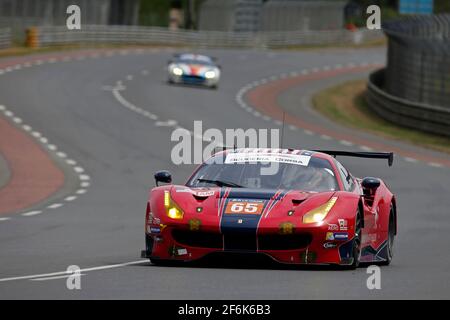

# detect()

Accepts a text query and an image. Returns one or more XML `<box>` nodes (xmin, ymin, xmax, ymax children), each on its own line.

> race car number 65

<box><xmin>231</xmin><ymin>202</ymin><xmax>258</xmax><ymax>213</ymax></box>
<box><xmin>225</xmin><ymin>201</ymin><xmax>264</xmax><ymax>214</ymax></box>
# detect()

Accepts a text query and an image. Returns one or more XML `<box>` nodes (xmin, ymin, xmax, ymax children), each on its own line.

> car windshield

<box><xmin>176</xmin><ymin>59</ymin><xmax>215</xmax><ymax>66</ymax></box>
<box><xmin>187</xmin><ymin>153</ymin><xmax>338</xmax><ymax>192</ymax></box>
<box><xmin>177</xmin><ymin>54</ymin><xmax>214</xmax><ymax>66</ymax></box>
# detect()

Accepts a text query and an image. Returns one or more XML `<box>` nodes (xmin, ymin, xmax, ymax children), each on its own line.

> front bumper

<box><xmin>168</xmin><ymin>73</ymin><xmax>219</xmax><ymax>87</ymax></box>
<box><xmin>142</xmin><ymin>222</ymin><xmax>355</xmax><ymax>265</ymax></box>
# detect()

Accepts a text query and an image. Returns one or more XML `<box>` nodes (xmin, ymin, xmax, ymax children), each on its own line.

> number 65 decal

<box><xmin>225</xmin><ymin>201</ymin><xmax>264</xmax><ymax>215</ymax></box>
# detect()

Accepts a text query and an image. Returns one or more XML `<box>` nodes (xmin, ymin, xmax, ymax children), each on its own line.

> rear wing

<box><xmin>314</xmin><ymin>150</ymin><xmax>394</xmax><ymax>167</ymax></box>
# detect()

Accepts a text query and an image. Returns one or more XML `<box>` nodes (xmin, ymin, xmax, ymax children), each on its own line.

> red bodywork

<box><xmin>142</xmin><ymin>150</ymin><xmax>396</xmax><ymax>266</ymax></box>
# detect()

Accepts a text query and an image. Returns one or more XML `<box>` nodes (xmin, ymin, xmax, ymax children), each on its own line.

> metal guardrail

<box><xmin>0</xmin><ymin>27</ymin><xmax>11</xmax><ymax>49</ymax></box>
<box><xmin>33</xmin><ymin>25</ymin><xmax>383</xmax><ymax>49</ymax></box>
<box><xmin>367</xmin><ymin>69</ymin><xmax>450</xmax><ymax>137</ymax></box>
<box><xmin>383</xmin><ymin>14</ymin><xmax>450</xmax><ymax>109</ymax></box>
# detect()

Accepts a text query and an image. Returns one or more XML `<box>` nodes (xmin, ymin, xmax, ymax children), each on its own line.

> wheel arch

<box><xmin>391</xmin><ymin>196</ymin><xmax>397</xmax><ymax>235</ymax></box>
<box><xmin>358</xmin><ymin>198</ymin><xmax>365</xmax><ymax>229</ymax></box>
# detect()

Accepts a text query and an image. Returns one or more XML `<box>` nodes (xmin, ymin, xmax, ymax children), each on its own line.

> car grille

<box><xmin>181</xmin><ymin>75</ymin><xmax>205</xmax><ymax>84</ymax></box>
<box><xmin>172</xmin><ymin>229</ymin><xmax>312</xmax><ymax>251</ymax></box>
<box><xmin>172</xmin><ymin>230</ymin><xmax>223</xmax><ymax>249</ymax></box>
<box><xmin>223</xmin><ymin>232</ymin><xmax>257</xmax><ymax>251</ymax></box>
<box><xmin>258</xmin><ymin>233</ymin><xmax>312</xmax><ymax>250</ymax></box>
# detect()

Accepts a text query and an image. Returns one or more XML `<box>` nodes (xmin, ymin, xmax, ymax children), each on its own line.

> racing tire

<box><xmin>380</xmin><ymin>206</ymin><xmax>395</xmax><ymax>265</ymax></box>
<box><xmin>344</xmin><ymin>208</ymin><xmax>362</xmax><ymax>270</ymax></box>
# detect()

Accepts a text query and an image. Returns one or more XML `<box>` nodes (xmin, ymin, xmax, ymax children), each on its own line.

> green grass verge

<box><xmin>312</xmin><ymin>79</ymin><xmax>450</xmax><ymax>155</ymax></box>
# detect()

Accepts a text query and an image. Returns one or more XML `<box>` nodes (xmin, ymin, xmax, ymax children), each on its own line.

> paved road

<box><xmin>0</xmin><ymin>47</ymin><xmax>449</xmax><ymax>299</ymax></box>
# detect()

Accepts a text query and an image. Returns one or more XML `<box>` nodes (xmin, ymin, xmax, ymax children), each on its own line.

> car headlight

<box><xmin>172</xmin><ymin>67</ymin><xmax>183</xmax><ymax>76</ymax></box>
<box><xmin>302</xmin><ymin>196</ymin><xmax>338</xmax><ymax>224</ymax></box>
<box><xmin>204</xmin><ymin>70</ymin><xmax>216</xmax><ymax>79</ymax></box>
<box><xmin>164</xmin><ymin>190</ymin><xmax>184</xmax><ymax>220</ymax></box>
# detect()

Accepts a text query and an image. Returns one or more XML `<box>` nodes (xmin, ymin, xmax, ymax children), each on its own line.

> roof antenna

<box><xmin>280</xmin><ymin>111</ymin><xmax>286</xmax><ymax>149</ymax></box>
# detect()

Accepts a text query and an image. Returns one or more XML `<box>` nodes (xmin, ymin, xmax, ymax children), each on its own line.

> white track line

<box><xmin>0</xmin><ymin>260</ymin><xmax>147</xmax><ymax>282</ymax></box>
<box><xmin>234</xmin><ymin>64</ymin><xmax>448</xmax><ymax>170</ymax></box>
<box><xmin>31</xmin><ymin>274</ymin><xmax>86</xmax><ymax>281</ymax></box>
<box><xmin>0</xmin><ymin>84</ymin><xmax>91</xmax><ymax>220</ymax></box>
<box><xmin>21</xmin><ymin>211</ymin><xmax>42</xmax><ymax>217</ymax></box>
<box><xmin>47</xmin><ymin>203</ymin><xmax>63</xmax><ymax>209</ymax></box>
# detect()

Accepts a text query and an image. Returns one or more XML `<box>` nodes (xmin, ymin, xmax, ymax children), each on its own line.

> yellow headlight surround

<box><xmin>164</xmin><ymin>190</ymin><xmax>184</xmax><ymax>220</ymax></box>
<box><xmin>302</xmin><ymin>196</ymin><xmax>338</xmax><ymax>224</ymax></box>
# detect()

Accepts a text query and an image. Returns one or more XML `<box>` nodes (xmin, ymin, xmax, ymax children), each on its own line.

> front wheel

<box><xmin>350</xmin><ymin>209</ymin><xmax>363</xmax><ymax>269</ymax></box>
<box><xmin>380</xmin><ymin>206</ymin><xmax>395</xmax><ymax>265</ymax></box>
<box><xmin>341</xmin><ymin>208</ymin><xmax>362</xmax><ymax>270</ymax></box>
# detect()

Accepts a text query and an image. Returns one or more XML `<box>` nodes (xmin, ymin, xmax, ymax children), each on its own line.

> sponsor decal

<box><xmin>153</xmin><ymin>217</ymin><xmax>161</xmax><ymax>225</ymax></box>
<box><xmin>325</xmin><ymin>232</ymin><xmax>348</xmax><ymax>241</ymax></box>
<box><xmin>225</xmin><ymin>199</ymin><xmax>265</xmax><ymax>215</ymax></box>
<box><xmin>237</xmin><ymin>219</ymin><xmax>243</xmax><ymax>224</ymax></box>
<box><xmin>169</xmin><ymin>245</ymin><xmax>187</xmax><ymax>257</ymax></box>
<box><xmin>323</xmin><ymin>242</ymin><xmax>338</xmax><ymax>249</ymax></box>
<box><xmin>333</xmin><ymin>232</ymin><xmax>349</xmax><ymax>241</ymax></box>
<box><xmin>194</xmin><ymin>190</ymin><xmax>215</xmax><ymax>197</ymax></box>
<box><xmin>150</xmin><ymin>227</ymin><xmax>161</xmax><ymax>234</ymax></box>
<box><xmin>189</xmin><ymin>219</ymin><xmax>201</xmax><ymax>231</ymax></box>
<box><xmin>225</xmin><ymin>152</ymin><xmax>311</xmax><ymax>166</ymax></box>
<box><xmin>175</xmin><ymin>188</ymin><xmax>215</xmax><ymax>197</ymax></box>
<box><xmin>328</xmin><ymin>223</ymin><xmax>339</xmax><ymax>231</ymax></box>
<box><xmin>325</xmin><ymin>232</ymin><xmax>335</xmax><ymax>241</ymax></box>
<box><xmin>338</xmin><ymin>219</ymin><xmax>348</xmax><ymax>231</ymax></box>
<box><xmin>279</xmin><ymin>222</ymin><xmax>295</xmax><ymax>235</ymax></box>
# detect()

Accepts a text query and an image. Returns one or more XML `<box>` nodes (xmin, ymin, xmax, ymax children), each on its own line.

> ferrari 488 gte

<box><xmin>141</xmin><ymin>148</ymin><xmax>397</xmax><ymax>269</ymax></box>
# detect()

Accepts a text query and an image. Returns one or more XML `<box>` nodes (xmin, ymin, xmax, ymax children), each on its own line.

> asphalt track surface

<box><xmin>0</xmin><ymin>47</ymin><xmax>449</xmax><ymax>299</ymax></box>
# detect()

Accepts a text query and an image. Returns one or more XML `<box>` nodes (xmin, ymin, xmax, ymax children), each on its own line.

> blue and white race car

<box><xmin>167</xmin><ymin>53</ymin><xmax>221</xmax><ymax>89</ymax></box>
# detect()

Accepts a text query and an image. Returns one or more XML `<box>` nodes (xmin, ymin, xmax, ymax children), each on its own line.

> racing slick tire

<box><xmin>380</xmin><ymin>205</ymin><xmax>395</xmax><ymax>266</ymax></box>
<box><xmin>342</xmin><ymin>208</ymin><xmax>363</xmax><ymax>270</ymax></box>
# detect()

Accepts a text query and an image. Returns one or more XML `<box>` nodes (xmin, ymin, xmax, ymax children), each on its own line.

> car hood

<box><xmin>169</xmin><ymin>186</ymin><xmax>335</xmax><ymax>218</ymax></box>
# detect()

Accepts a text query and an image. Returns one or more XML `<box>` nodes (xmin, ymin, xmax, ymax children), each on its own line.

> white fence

<box><xmin>0</xmin><ymin>28</ymin><xmax>11</xmax><ymax>49</ymax></box>
<box><xmin>36</xmin><ymin>25</ymin><xmax>384</xmax><ymax>48</ymax></box>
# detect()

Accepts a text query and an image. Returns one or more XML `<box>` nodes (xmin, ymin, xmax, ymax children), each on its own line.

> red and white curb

<box><xmin>0</xmin><ymin>104</ymin><xmax>91</xmax><ymax>220</ymax></box>
<box><xmin>0</xmin><ymin>48</ymin><xmax>180</xmax><ymax>222</ymax></box>
<box><xmin>235</xmin><ymin>62</ymin><xmax>446</xmax><ymax>169</ymax></box>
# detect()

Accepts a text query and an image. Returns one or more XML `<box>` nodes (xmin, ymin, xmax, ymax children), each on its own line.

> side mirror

<box><xmin>362</xmin><ymin>177</ymin><xmax>380</xmax><ymax>196</ymax></box>
<box><xmin>154</xmin><ymin>170</ymin><xmax>172</xmax><ymax>186</ymax></box>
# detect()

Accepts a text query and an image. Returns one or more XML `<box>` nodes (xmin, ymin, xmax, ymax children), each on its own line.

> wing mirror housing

<box><xmin>362</xmin><ymin>177</ymin><xmax>380</xmax><ymax>196</ymax></box>
<box><xmin>154</xmin><ymin>170</ymin><xmax>172</xmax><ymax>186</ymax></box>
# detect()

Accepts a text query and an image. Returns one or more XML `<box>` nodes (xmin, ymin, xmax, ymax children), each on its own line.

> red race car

<box><xmin>141</xmin><ymin>148</ymin><xmax>397</xmax><ymax>269</ymax></box>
